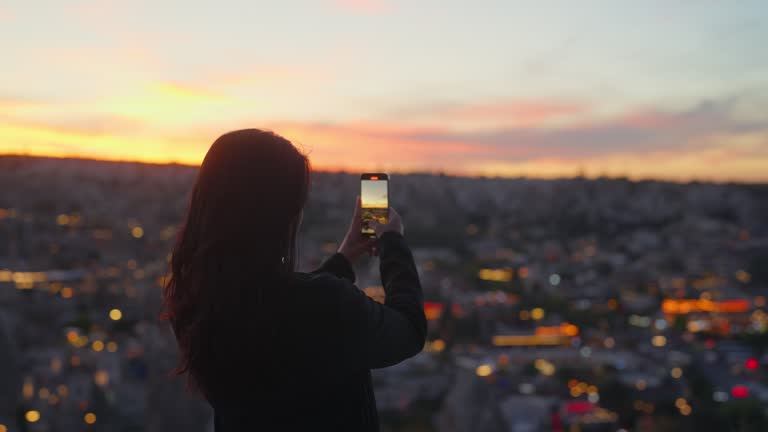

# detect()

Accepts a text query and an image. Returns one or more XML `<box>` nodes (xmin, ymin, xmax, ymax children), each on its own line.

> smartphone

<box><xmin>361</xmin><ymin>173</ymin><xmax>389</xmax><ymax>238</ymax></box>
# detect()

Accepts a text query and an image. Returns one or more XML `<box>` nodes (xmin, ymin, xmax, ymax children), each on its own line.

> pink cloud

<box><xmin>262</xmin><ymin>95</ymin><xmax>768</xmax><ymax>179</ymax></box>
<box><xmin>411</xmin><ymin>100</ymin><xmax>587</xmax><ymax>127</ymax></box>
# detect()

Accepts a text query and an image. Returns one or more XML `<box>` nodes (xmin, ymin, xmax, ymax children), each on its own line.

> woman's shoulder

<box><xmin>294</xmin><ymin>270</ymin><xmax>350</xmax><ymax>288</ymax></box>
<box><xmin>291</xmin><ymin>271</ymin><xmax>364</xmax><ymax>303</ymax></box>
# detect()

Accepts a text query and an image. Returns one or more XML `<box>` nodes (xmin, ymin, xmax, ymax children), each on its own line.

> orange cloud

<box><xmin>0</xmin><ymin>97</ymin><xmax>37</xmax><ymax>113</ymax></box>
<box><xmin>1</xmin><ymin>115</ymin><xmax>145</xmax><ymax>137</ymax></box>
<box><xmin>270</xmin><ymin>121</ymin><xmax>490</xmax><ymax>170</ymax></box>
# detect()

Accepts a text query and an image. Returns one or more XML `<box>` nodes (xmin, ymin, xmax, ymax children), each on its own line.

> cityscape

<box><xmin>1</xmin><ymin>155</ymin><xmax>767</xmax><ymax>432</ymax></box>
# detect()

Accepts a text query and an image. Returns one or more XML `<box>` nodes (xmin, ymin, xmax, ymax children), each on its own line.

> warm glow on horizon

<box><xmin>3</xmin><ymin>138</ymin><xmax>767</xmax><ymax>183</ymax></box>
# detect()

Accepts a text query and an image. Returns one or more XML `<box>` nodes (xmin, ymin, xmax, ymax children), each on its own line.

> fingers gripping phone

<box><xmin>361</xmin><ymin>173</ymin><xmax>389</xmax><ymax>238</ymax></box>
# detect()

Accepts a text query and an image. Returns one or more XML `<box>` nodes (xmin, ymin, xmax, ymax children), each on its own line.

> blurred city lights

<box><xmin>66</xmin><ymin>330</ymin><xmax>79</xmax><ymax>343</ymax></box>
<box><xmin>94</xmin><ymin>370</ymin><xmax>110</xmax><ymax>387</ymax></box>
<box><xmin>423</xmin><ymin>302</ymin><xmax>443</xmax><ymax>320</ymax></box>
<box><xmin>745</xmin><ymin>358</ymin><xmax>759</xmax><ymax>370</ymax></box>
<box><xmin>131</xmin><ymin>226</ymin><xmax>144</xmax><ymax>238</ymax></box>
<box><xmin>84</xmin><ymin>412</ymin><xmax>97</xmax><ymax>424</ymax></box>
<box><xmin>22</xmin><ymin>379</ymin><xmax>34</xmax><ymax>400</ymax></box>
<box><xmin>534</xmin><ymin>359</ymin><xmax>556</xmax><ymax>376</ymax></box>
<box><xmin>662</xmin><ymin>299</ymin><xmax>750</xmax><ymax>314</ymax></box>
<box><xmin>3</xmin><ymin>149</ymin><xmax>768</xmax><ymax>430</ymax></box>
<box><xmin>25</xmin><ymin>411</ymin><xmax>41</xmax><ymax>423</ymax></box>
<box><xmin>477</xmin><ymin>268</ymin><xmax>513</xmax><ymax>282</ymax></box>
<box><xmin>72</xmin><ymin>335</ymin><xmax>89</xmax><ymax>348</ymax></box>
<box><xmin>51</xmin><ymin>356</ymin><xmax>63</xmax><ymax>374</ymax></box>
<box><xmin>629</xmin><ymin>315</ymin><xmax>651</xmax><ymax>327</ymax></box>
<box><xmin>734</xmin><ymin>270</ymin><xmax>751</xmax><ymax>284</ymax></box>
<box><xmin>492</xmin><ymin>335</ymin><xmax>568</xmax><ymax>347</ymax></box>
<box><xmin>651</xmin><ymin>335</ymin><xmax>667</xmax><ymax>347</ymax></box>
<box><xmin>518</xmin><ymin>383</ymin><xmax>535</xmax><ymax>395</ymax></box>
<box><xmin>496</xmin><ymin>354</ymin><xmax>510</xmax><ymax>368</ymax></box>
<box><xmin>603</xmin><ymin>337</ymin><xmax>615</xmax><ymax>348</ymax></box>
<box><xmin>476</xmin><ymin>364</ymin><xmax>493</xmax><ymax>377</ymax></box>
<box><xmin>731</xmin><ymin>385</ymin><xmax>749</xmax><ymax>398</ymax></box>
<box><xmin>517</xmin><ymin>267</ymin><xmax>530</xmax><ymax>279</ymax></box>
<box><xmin>109</xmin><ymin>308</ymin><xmax>123</xmax><ymax>321</ymax></box>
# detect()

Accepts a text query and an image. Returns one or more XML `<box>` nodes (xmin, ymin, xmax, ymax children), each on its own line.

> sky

<box><xmin>1</xmin><ymin>0</ymin><xmax>767</xmax><ymax>181</ymax></box>
<box><xmin>362</xmin><ymin>179</ymin><xmax>388</xmax><ymax>208</ymax></box>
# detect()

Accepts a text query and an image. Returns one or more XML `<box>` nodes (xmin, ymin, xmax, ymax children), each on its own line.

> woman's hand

<box><xmin>368</xmin><ymin>207</ymin><xmax>403</xmax><ymax>256</ymax></box>
<box><xmin>372</xmin><ymin>207</ymin><xmax>404</xmax><ymax>237</ymax></box>
<box><xmin>338</xmin><ymin>197</ymin><xmax>376</xmax><ymax>264</ymax></box>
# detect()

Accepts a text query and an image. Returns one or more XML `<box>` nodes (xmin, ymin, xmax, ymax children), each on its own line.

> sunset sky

<box><xmin>362</xmin><ymin>179</ymin><xmax>388</xmax><ymax>208</ymax></box>
<box><xmin>1</xmin><ymin>0</ymin><xmax>767</xmax><ymax>181</ymax></box>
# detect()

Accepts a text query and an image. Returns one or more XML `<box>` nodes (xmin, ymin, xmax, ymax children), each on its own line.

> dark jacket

<box><xmin>210</xmin><ymin>231</ymin><xmax>426</xmax><ymax>431</ymax></box>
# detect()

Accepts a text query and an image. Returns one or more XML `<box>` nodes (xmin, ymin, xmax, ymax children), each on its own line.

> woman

<box><xmin>163</xmin><ymin>129</ymin><xmax>426</xmax><ymax>431</ymax></box>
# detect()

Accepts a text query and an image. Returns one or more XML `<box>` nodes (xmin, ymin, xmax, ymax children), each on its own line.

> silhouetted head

<box><xmin>163</xmin><ymin>129</ymin><xmax>310</xmax><ymax>397</ymax></box>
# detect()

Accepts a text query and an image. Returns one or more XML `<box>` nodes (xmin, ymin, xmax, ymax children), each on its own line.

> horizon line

<box><xmin>1</xmin><ymin>152</ymin><xmax>766</xmax><ymax>186</ymax></box>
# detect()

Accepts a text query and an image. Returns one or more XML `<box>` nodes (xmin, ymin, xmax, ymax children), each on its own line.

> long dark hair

<box><xmin>162</xmin><ymin>129</ymin><xmax>310</xmax><ymax>398</ymax></box>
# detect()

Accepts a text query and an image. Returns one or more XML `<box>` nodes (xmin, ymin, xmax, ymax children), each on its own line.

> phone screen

<box><xmin>361</xmin><ymin>173</ymin><xmax>389</xmax><ymax>237</ymax></box>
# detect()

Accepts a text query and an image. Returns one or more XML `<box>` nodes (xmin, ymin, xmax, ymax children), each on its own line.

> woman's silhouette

<box><xmin>163</xmin><ymin>129</ymin><xmax>426</xmax><ymax>431</ymax></box>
